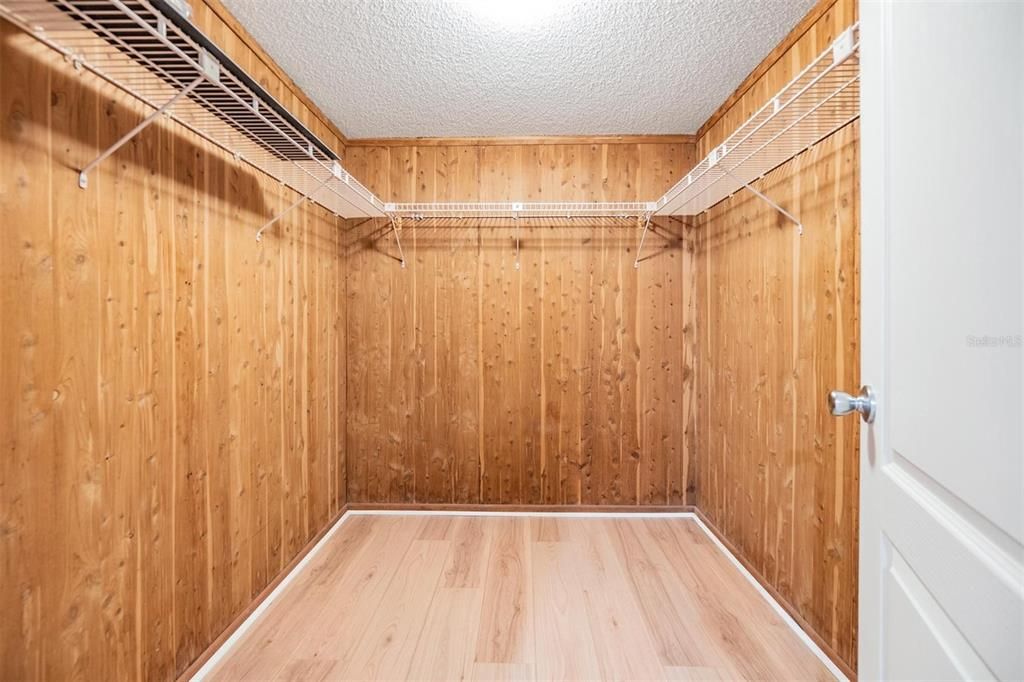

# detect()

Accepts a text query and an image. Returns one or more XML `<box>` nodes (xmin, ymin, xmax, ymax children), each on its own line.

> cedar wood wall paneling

<box><xmin>0</xmin><ymin>2</ymin><xmax>348</xmax><ymax>678</ymax></box>
<box><xmin>343</xmin><ymin>142</ymin><xmax>697</xmax><ymax>506</ymax></box>
<box><xmin>1</xmin><ymin>0</ymin><xmax>861</xmax><ymax>676</ymax></box>
<box><xmin>693</xmin><ymin>0</ymin><xmax>860</xmax><ymax>672</ymax></box>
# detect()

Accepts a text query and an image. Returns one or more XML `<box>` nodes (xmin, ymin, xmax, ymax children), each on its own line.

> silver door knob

<box><xmin>828</xmin><ymin>385</ymin><xmax>876</xmax><ymax>423</ymax></box>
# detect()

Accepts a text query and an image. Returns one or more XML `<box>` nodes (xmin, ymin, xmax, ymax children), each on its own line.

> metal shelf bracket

<box><xmin>389</xmin><ymin>215</ymin><xmax>406</xmax><ymax>268</ymax></box>
<box><xmin>716</xmin><ymin>166</ymin><xmax>802</xmax><ymax>233</ymax></box>
<box><xmin>256</xmin><ymin>161</ymin><xmax>342</xmax><ymax>242</ymax></box>
<box><xmin>78</xmin><ymin>74</ymin><xmax>204</xmax><ymax>189</ymax></box>
<box><xmin>633</xmin><ymin>212</ymin><xmax>654</xmax><ymax>268</ymax></box>
<box><xmin>512</xmin><ymin>202</ymin><xmax>522</xmax><ymax>271</ymax></box>
<box><xmin>723</xmin><ymin>168</ymin><xmax>803</xmax><ymax>235</ymax></box>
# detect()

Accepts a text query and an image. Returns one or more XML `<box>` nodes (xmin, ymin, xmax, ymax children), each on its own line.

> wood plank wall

<box><xmin>692</xmin><ymin>0</ymin><xmax>860</xmax><ymax>673</ymax></box>
<box><xmin>1</xmin><ymin>0</ymin><xmax>862</xmax><ymax>676</ymax></box>
<box><xmin>0</xmin><ymin>2</ymin><xmax>348</xmax><ymax>678</ymax></box>
<box><xmin>342</xmin><ymin>141</ymin><xmax>697</xmax><ymax>506</ymax></box>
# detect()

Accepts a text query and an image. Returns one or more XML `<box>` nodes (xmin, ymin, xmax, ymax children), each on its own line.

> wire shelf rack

<box><xmin>0</xmin><ymin>0</ymin><xmax>859</xmax><ymax>257</ymax></box>
<box><xmin>385</xmin><ymin>202</ymin><xmax>656</xmax><ymax>220</ymax></box>
<box><xmin>0</xmin><ymin>0</ymin><xmax>386</xmax><ymax>220</ymax></box>
<box><xmin>655</xmin><ymin>23</ymin><xmax>860</xmax><ymax>217</ymax></box>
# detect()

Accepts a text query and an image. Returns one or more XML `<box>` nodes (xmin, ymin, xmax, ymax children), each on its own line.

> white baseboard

<box><xmin>189</xmin><ymin>510</ymin><xmax>355</xmax><ymax>681</ymax></box>
<box><xmin>689</xmin><ymin>515</ymin><xmax>848</xmax><ymax>681</ymax></box>
<box><xmin>347</xmin><ymin>509</ymin><xmax>697</xmax><ymax>518</ymax></box>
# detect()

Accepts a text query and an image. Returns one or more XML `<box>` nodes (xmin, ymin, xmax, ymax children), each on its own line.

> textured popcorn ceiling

<box><xmin>220</xmin><ymin>0</ymin><xmax>817</xmax><ymax>139</ymax></box>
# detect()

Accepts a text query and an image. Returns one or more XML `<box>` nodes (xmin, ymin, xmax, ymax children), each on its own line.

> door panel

<box><xmin>887</xmin><ymin>0</ymin><xmax>1023</xmax><ymax>541</ymax></box>
<box><xmin>883</xmin><ymin>548</ymin><xmax>991</xmax><ymax>681</ymax></box>
<box><xmin>859</xmin><ymin>1</ymin><xmax>1023</xmax><ymax>679</ymax></box>
<box><xmin>883</xmin><ymin>459</ymin><xmax>1020</xmax><ymax>680</ymax></box>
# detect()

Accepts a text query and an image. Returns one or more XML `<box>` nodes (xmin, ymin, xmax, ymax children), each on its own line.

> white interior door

<box><xmin>857</xmin><ymin>1</ymin><xmax>1023</xmax><ymax>680</ymax></box>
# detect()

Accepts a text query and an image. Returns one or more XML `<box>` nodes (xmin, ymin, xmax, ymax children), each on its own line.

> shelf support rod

<box><xmin>78</xmin><ymin>74</ymin><xmax>204</xmax><ymax>189</ymax></box>
<box><xmin>723</xmin><ymin>169</ymin><xmax>803</xmax><ymax>235</ymax></box>
<box><xmin>389</xmin><ymin>215</ymin><xmax>407</xmax><ymax>268</ymax></box>
<box><xmin>634</xmin><ymin>212</ymin><xmax>653</xmax><ymax>269</ymax></box>
<box><xmin>513</xmin><ymin>209</ymin><xmax>521</xmax><ymax>271</ymax></box>
<box><xmin>256</xmin><ymin>171</ymin><xmax>334</xmax><ymax>242</ymax></box>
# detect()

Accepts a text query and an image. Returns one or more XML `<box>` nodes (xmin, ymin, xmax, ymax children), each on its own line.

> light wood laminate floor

<box><xmin>208</xmin><ymin>514</ymin><xmax>834</xmax><ymax>681</ymax></box>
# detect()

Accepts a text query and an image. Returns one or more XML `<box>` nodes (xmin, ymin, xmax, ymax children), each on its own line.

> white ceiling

<box><xmin>220</xmin><ymin>0</ymin><xmax>817</xmax><ymax>139</ymax></box>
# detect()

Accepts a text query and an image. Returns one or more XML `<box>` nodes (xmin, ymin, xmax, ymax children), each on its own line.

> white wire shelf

<box><xmin>655</xmin><ymin>23</ymin><xmax>860</xmax><ymax>217</ymax></box>
<box><xmin>384</xmin><ymin>202</ymin><xmax>656</xmax><ymax>220</ymax></box>
<box><xmin>0</xmin><ymin>0</ymin><xmax>386</xmax><ymax>220</ymax></box>
<box><xmin>0</xmin><ymin>0</ymin><xmax>860</xmax><ymax>257</ymax></box>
